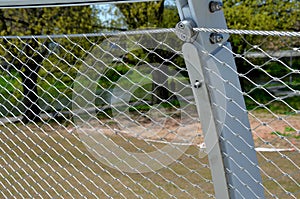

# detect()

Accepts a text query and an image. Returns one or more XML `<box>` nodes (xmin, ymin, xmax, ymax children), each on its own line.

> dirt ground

<box><xmin>248</xmin><ymin>112</ymin><xmax>300</xmax><ymax>149</ymax></box>
<box><xmin>1</xmin><ymin>111</ymin><xmax>298</xmax><ymax>198</ymax></box>
<box><xmin>74</xmin><ymin>111</ymin><xmax>300</xmax><ymax>150</ymax></box>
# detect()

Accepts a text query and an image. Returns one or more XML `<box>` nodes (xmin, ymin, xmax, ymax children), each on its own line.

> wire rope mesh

<box><xmin>0</xmin><ymin>27</ymin><xmax>299</xmax><ymax>198</ymax></box>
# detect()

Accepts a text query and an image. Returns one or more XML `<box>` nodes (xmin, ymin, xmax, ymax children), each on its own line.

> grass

<box><xmin>0</xmin><ymin>121</ymin><xmax>299</xmax><ymax>198</ymax></box>
<box><xmin>270</xmin><ymin>126</ymin><xmax>300</xmax><ymax>139</ymax></box>
<box><xmin>258</xmin><ymin>151</ymin><xmax>300</xmax><ymax>198</ymax></box>
<box><xmin>0</xmin><ymin>122</ymin><xmax>214</xmax><ymax>198</ymax></box>
<box><xmin>271</xmin><ymin>131</ymin><xmax>300</xmax><ymax>139</ymax></box>
<box><xmin>0</xmin><ymin>70</ymin><xmax>298</xmax><ymax>197</ymax></box>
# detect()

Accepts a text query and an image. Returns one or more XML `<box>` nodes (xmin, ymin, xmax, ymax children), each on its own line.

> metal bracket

<box><xmin>175</xmin><ymin>20</ymin><xmax>198</xmax><ymax>43</ymax></box>
<box><xmin>175</xmin><ymin>0</ymin><xmax>265</xmax><ymax>198</ymax></box>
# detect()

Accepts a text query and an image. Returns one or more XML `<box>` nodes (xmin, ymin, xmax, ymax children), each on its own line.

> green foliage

<box><xmin>0</xmin><ymin>1</ymin><xmax>298</xmax><ymax>117</ymax></box>
<box><xmin>221</xmin><ymin>1</ymin><xmax>300</xmax><ymax>113</ymax></box>
<box><xmin>0</xmin><ymin>6</ymin><xmax>101</xmax><ymax>117</ymax></box>
<box><xmin>0</xmin><ymin>71</ymin><xmax>23</xmax><ymax>116</ymax></box>
<box><xmin>224</xmin><ymin>0</ymin><xmax>300</xmax><ymax>31</ymax></box>
<box><xmin>98</xmin><ymin>64</ymin><xmax>131</xmax><ymax>89</ymax></box>
<box><xmin>0</xmin><ymin>7</ymin><xmax>101</xmax><ymax>74</ymax></box>
<box><xmin>116</xmin><ymin>1</ymin><xmax>179</xmax><ymax>29</ymax></box>
<box><xmin>223</xmin><ymin>0</ymin><xmax>300</xmax><ymax>53</ymax></box>
<box><xmin>285</xmin><ymin>126</ymin><xmax>296</xmax><ymax>133</ymax></box>
<box><xmin>0</xmin><ymin>7</ymin><xmax>99</xmax><ymax>36</ymax></box>
<box><xmin>271</xmin><ymin>131</ymin><xmax>300</xmax><ymax>139</ymax></box>
<box><xmin>160</xmin><ymin>5</ymin><xmax>180</xmax><ymax>28</ymax></box>
<box><xmin>116</xmin><ymin>1</ymin><xmax>165</xmax><ymax>29</ymax></box>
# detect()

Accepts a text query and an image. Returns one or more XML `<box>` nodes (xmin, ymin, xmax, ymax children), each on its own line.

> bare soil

<box><xmin>76</xmin><ymin>111</ymin><xmax>300</xmax><ymax>149</ymax></box>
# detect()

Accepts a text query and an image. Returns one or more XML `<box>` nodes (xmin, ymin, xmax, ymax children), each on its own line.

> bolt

<box><xmin>209</xmin><ymin>1</ymin><xmax>223</xmax><ymax>13</ymax></box>
<box><xmin>209</xmin><ymin>33</ymin><xmax>223</xmax><ymax>44</ymax></box>
<box><xmin>178</xmin><ymin>22</ymin><xmax>185</xmax><ymax>29</ymax></box>
<box><xmin>194</xmin><ymin>80</ymin><xmax>202</xmax><ymax>88</ymax></box>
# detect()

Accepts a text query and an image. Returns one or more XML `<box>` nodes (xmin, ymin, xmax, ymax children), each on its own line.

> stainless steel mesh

<box><xmin>0</xmin><ymin>29</ymin><xmax>299</xmax><ymax>198</ymax></box>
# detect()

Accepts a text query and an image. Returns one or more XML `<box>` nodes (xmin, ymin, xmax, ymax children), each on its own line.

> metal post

<box><xmin>175</xmin><ymin>0</ymin><xmax>265</xmax><ymax>198</ymax></box>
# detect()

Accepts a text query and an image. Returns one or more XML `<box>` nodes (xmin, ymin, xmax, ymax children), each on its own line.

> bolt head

<box><xmin>181</xmin><ymin>34</ymin><xmax>187</xmax><ymax>40</ymax></box>
<box><xmin>178</xmin><ymin>22</ymin><xmax>185</xmax><ymax>29</ymax></box>
<box><xmin>209</xmin><ymin>1</ymin><xmax>223</xmax><ymax>13</ymax></box>
<box><xmin>194</xmin><ymin>80</ymin><xmax>202</xmax><ymax>88</ymax></box>
<box><xmin>209</xmin><ymin>33</ymin><xmax>224</xmax><ymax>44</ymax></box>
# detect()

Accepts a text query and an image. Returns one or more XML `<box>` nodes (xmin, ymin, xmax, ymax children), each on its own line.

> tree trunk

<box><xmin>152</xmin><ymin>65</ymin><xmax>169</xmax><ymax>104</ymax></box>
<box><xmin>21</xmin><ymin>63</ymin><xmax>41</xmax><ymax>123</ymax></box>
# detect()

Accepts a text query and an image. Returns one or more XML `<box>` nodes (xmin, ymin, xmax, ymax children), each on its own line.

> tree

<box><xmin>115</xmin><ymin>1</ymin><xmax>185</xmax><ymax>104</ymax></box>
<box><xmin>223</xmin><ymin>0</ymin><xmax>300</xmax><ymax>52</ymax></box>
<box><xmin>0</xmin><ymin>6</ymin><xmax>100</xmax><ymax>123</ymax></box>
<box><xmin>116</xmin><ymin>0</ymin><xmax>165</xmax><ymax>29</ymax></box>
<box><xmin>223</xmin><ymin>0</ymin><xmax>300</xmax><ymax>91</ymax></box>
<box><xmin>105</xmin><ymin>0</ymin><xmax>300</xmax><ymax>104</ymax></box>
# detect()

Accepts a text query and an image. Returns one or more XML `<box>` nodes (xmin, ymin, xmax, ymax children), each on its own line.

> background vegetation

<box><xmin>0</xmin><ymin>0</ymin><xmax>299</xmax><ymax>120</ymax></box>
<box><xmin>0</xmin><ymin>2</ymin><xmax>298</xmax><ymax>198</ymax></box>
